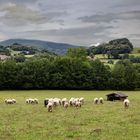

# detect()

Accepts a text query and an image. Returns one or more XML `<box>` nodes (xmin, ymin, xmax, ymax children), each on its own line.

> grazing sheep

<box><xmin>28</xmin><ymin>98</ymin><xmax>34</xmax><ymax>104</ymax></box>
<box><xmin>34</xmin><ymin>98</ymin><xmax>39</xmax><ymax>104</ymax></box>
<box><xmin>99</xmin><ymin>97</ymin><xmax>104</xmax><ymax>104</ymax></box>
<box><xmin>64</xmin><ymin>102</ymin><xmax>69</xmax><ymax>108</ymax></box>
<box><xmin>58</xmin><ymin>98</ymin><xmax>62</xmax><ymax>105</ymax></box>
<box><xmin>123</xmin><ymin>99</ymin><xmax>130</xmax><ymax>109</ymax></box>
<box><xmin>94</xmin><ymin>98</ymin><xmax>99</xmax><ymax>104</ymax></box>
<box><xmin>12</xmin><ymin>99</ymin><xmax>16</xmax><ymax>103</ymax></box>
<box><xmin>44</xmin><ymin>98</ymin><xmax>49</xmax><ymax>107</ymax></box>
<box><xmin>47</xmin><ymin>102</ymin><xmax>53</xmax><ymax>112</ymax></box>
<box><xmin>5</xmin><ymin>99</ymin><xmax>15</xmax><ymax>104</ymax></box>
<box><xmin>53</xmin><ymin>98</ymin><xmax>60</xmax><ymax>106</ymax></box>
<box><xmin>61</xmin><ymin>98</ymin><xmax>68</xmax><ymax>106</ymax></box>
<box><xmin>69</xmin><ymin>98</ymin><xmax>75</xmax><ymax>106</ymax></box>
<box><xmin>79</xmin><ymin>97</ymin><xmax>84</xmax><ymax>105</ymax></box>
<box><xmin>75</xmin><ymin>101</ymin><xmax>81</xmax><ymax>108</ymax></box>
<box><xmin>48</xmin><ymin>98</ymin><xmax>54</xmax><ymax>105</ymax></box>
<box><xmin>26</xmin><ymin>98</ymin><xmax>38</xmax><ymax>104</ymax></box>
<box><xmin>26</xmin><ymin>99</ymin><xmax>29</xmax><ymax>104</ymax></box>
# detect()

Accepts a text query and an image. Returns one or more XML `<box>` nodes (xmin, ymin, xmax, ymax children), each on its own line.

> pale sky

<box><xmin>0</xmin><ymin>0</ymin><xmax>140</xmax><ymax>47</ymax></box>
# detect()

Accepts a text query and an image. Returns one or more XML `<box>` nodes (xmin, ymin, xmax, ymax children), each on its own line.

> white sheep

<box><xmin>47</xmin><ymin>102</ymin><xmax>53</xmax><ymax>112</ymax></box>
<box><xmin>12</xmin><ymin>99</ymin><xmax>16</xmax><ymax>103</ymax></box>
<box><xmin>61</xmin><ymin>98</ymin><xmax>68</xmax><ymax>106</ymax></box>
<box><xmin>53</xmin><ymin>98</ymin><xmax>61</xmax><ymax>106</ymax></box>
<box><xmin>48</xmin><ymin>98</ymin><xmax>54</xmax><ymax>105</ymax></box>
<box><xmin>64</xmin><ymin>102</ymin><xmax>69</xmax><ymax>108</ymax></box>
<box><xmin>123</xmin><ymin>99</ymin><xmax>130</xmax><ymax>109</ymax></box>
<box><xmin>69</xmin><ymin>97</ymin><xmax>75</xmax><ymax>106</ymax></box>
<box><xmin>99</xmin><ymin>97</ymin><xmax>104</xmax><ymax>104</ymax></box>
<box><xmin>75</xmin><ymin>101</ymin><xmax>81</xmax><ymax>108</ymax></box>
<box><xmin>79</xmin><ymin>97</ymin><xmax>84</xmax><ymax>105</ymax></box>
<box><xmin>26</xmin><ymin>98</ymin><xmax>38</xmax><ymax>104</ymax></box>
<box><xmin>44</xmin><ymin>98</ymin><xmax>49</xmax><ymax>107</ymax></box>
<box><xmin>26</xmin><ymin>99</ymin><xmax>29</xmax><ymax>104</ymax></box>
<box><xmin>28</xmin><ymin>98</ymin><xmax>34</xmax><ymax>104</ymax></box>
<box><xmin>34</xmin><ymin>98</ymin><xmax>39</xmax><ymax>104</ymax></box>
<box><xmin>94</xmin><ymin>97</ymin><xmax>98</xmax><ymax>104</ymax></box>
<box><xmin>5</xmin><ymin>99</ymin><xmax>14</xmax><ymax>104</ymax></box>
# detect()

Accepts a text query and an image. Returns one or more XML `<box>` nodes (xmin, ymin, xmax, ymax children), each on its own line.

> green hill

<box><xmin>0</xmin><ymin>39</ymin><xmax>80</xmax><ymax>55</ymax></box>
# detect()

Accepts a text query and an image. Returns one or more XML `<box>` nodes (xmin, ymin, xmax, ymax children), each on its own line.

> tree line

<box><xmin>88</xmin><ymin>38</ymin><xmax>133</xmax><ymax>59</ymax></box>
<box><xmin>0</xmin><ymin>48</ymin><xmax>139</xmax><ymax>90</ymax></box>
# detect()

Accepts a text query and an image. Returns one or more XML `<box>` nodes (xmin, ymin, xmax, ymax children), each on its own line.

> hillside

<box><xmin>0</xmin><ymin>39</ymin><xmax>80</xmax><ymax>54</ymax></box>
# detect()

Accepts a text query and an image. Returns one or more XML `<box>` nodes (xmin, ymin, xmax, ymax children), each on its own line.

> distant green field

<box><xmin>130</xmin><ymin>53</ymin><xmax>140</xmax><ymax>57</ymax></box>
<box><xmin>25</xmin><ymin>55</ymin><xmax>34</xmax><ymax>58</ymax></box>
<box><xmin>0</xmin><ymin>90</ymin><xmax>139</xmax><ymax>140</ymax></box>
<box><xmin>132</xmin><ymin>48</ymin><xmax>140</xmax><ymax>54</ymax></box>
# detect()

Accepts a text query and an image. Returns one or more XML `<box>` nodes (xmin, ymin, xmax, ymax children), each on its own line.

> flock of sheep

<box><xmin>44</xmin><ymin>97</ymin><xmax>85</xmax><ymax>112</ymax></box>
<box><xmin>4</xmin><ymin>97</ymin><xmax>130</xmax><ymax>112</ymax></box>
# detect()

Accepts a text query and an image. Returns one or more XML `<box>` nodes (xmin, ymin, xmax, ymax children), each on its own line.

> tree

<box><xmin>90</xmin><ymin>59</ymin><xmax>111</xmax><ymax>89</ymax></box>
<box><xmin>67</xmin><ymin>47</ymin><xmax>87</xmax><ymax>61</ymax></box>
<box><xmin>111</xmin><ymin>60</ymin><xmax>138</xmax><ymax>90</ymax></box>
<box><xmin>88</xmin><ymin>38</ymin><xmax>133</xmax><ymax>55</ymax></box>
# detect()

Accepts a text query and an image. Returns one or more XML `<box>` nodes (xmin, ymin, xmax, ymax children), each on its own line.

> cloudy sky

<box><xmin>0</xmin><ymin>0</ymin><xmax>140</xmax><ymax>47</ymax></box>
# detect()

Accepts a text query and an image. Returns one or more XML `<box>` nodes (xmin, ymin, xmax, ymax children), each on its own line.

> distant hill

<box><xmin>0</xmin><ymin>39</ymin><xmax>80</xmax><ymax>54</ymax></box>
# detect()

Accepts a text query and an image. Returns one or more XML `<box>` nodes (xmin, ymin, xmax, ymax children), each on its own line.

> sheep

<box><xmin>26</xmin><ymin>98</ymin><xmax>34</xmax><ymax>104</ymax></box>
<box><xmin>99</xmin><ymin>97</ymin><xmax>104</xmax><ymax>104</ymax></box>
<box><xmin>79</xmin><ymin>97</ymin><xmax>84</xmax><ymax>105</ymax></box>
<box><xmin>26</xmin><ymin>99</ymin><xmax>30</xmax><ymax>104</ymax></box>
<box><xmin>48</xmin><ymin>98</ymin><xmax>54</xmax><ymax>105</ymax></box>
<box><xmin>55</xmin><ymin>98</ymin><xmax>61</xmax><ymax>105</ymax></box>
<box><xmin>61</xmin><ymin>98</ymin><xmax>68</xmax><ymax>106</ymax></box>
<box><xmin>94</xmin><ymin>97</ymin><xmax>99</xmax><ymax>104</ymax></box>
<box><xmin>73</xmin><ymin>98</ymin><xmax>79</xmax><ymax>106</ymax></box>
<box><xmin>44</xmin><ymin>98</ymin><xmax>49</xmax><ymax>107</ymax></box>
<box><xmin>123</xmin><ymin>99</ymin><xmax>130</xmax><ymax>109</ymax></box>
<box><xmin>12</xmin><ymin>99</ymin><xmax>16</xmax><ymax>103</ymax></box>
<box><xmin>47</xmin><ymin>102</ymin><xmax>53</xmax><ymax>112</ymax></box>
<box><xmin>53</xmin><ymin>98</ymin><xmax>61</xmax><ymax>106</ymax></box>
<box><xmin>75</xmin><ymin>101</ymin><xmax>81</xmax><ymax>108</ymax></box>
<box><xmin>58</xmin><ymin>98</ymin><xmax>62</xmax><ymax>105</ymax></box>
<box><xmin>5</xmin><ymin>99</ymin><xmax>15</xmax><ymax>104</ymax></box>
<box><xmin>26</xmin><ymin>98</ymin><xmax>38</xmax><ymax>104</ymax></box>
<box><xmin>34</xmin><ymin>98</ymin><xmax>39</xmax><ymax>104</ymax></box>
<box><xmin>64</xmin><ymin>102</ymin><xmax>69</xmax><ymax>108</ymax></box>
<box><xmin>69</xmin><ymin>97</ymin><xmax>75</xmax><ymax>106</ymax></box>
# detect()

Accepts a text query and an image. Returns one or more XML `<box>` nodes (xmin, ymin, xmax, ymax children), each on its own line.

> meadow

<box><xmin>0</xmin><ymin>90</ymin><xmax>139</xmax><ymax>140</ymax></box>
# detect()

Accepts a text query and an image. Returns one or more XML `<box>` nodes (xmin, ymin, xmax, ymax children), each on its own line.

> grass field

<box><xmin>0</xmin><ymin>90</ymin><xmax>139</xmax><ymax>140</ymax></box>
<box><xmin>132</xmin><ymin>48</ymin><xmax>140</xmax><ymax>54</ymax></box>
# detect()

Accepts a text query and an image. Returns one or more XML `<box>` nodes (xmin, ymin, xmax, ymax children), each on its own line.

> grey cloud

<box><xmin>0</xmin><ymin>4</ymin><xmax>67</xmax><ymax>26</ymax></box>
<box><xmin>78</xmin><ymin>10</ymin><xmax>140</xmax><ymax>23</ymax></box>
<box><xmin>127</xmin><ymin>34</ymin><xmax>140</xmax><ymax>38</ymax></box>
<box><xmin>78</xmin><ymin>13</ymin><xmax>115</xmax><ymax>23</ymax></box>
<box><xmin>113</xmin><ymin>0</ymin><xmax>140</xmax><ymax>8</ymax></box>
<box><xmin>0</xmin><ymin>0</ymin><xmax>39</xmax><ymax>4</ymax></box>
<box><xmin>17</xmin><ymin>25</ymin><xmax>114</xmax><ymax>45</ymax></box>
<box><xmin>24</xmin><ymin>25</ymin><xmax>113</xmax><ymax>36</ymax></box>
<box><xmin>119</xmin><ymin>11</ymin><xmax>140</xmax><ymax>20</ymax></box>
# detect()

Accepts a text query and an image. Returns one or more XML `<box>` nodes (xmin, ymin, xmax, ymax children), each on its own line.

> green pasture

<box><xmin>0</xmin><ymin>90</ymin><xmax>139</xmax><ymax>140</ymax></box>
<box><xmin>132</xmin><ymin>48</ymin><xmax>140</xmax><ymax>54</ymax></box>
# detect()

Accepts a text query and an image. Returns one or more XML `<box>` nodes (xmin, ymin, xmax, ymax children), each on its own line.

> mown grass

<box><xmin>0</xmin><ymin>90</ymin><xmax>139</xmax><ymax>140</ymax></box>
<box><xmin>132</xmin><ymin>48</ymin><xmax>140</xmax><ymax>54</ymax></box>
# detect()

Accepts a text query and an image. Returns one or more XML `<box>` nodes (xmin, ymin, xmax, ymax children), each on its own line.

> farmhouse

<box><xmin>106</xmin><ymin>91</ymin><xmax>128</xmax><ymax>101</ymax></box>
